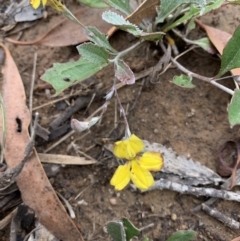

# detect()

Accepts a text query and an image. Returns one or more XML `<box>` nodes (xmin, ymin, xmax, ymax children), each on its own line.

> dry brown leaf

<box><xmin>0</xmin><ymin>43</ymin><xmax>84</xmax><ymax>241</ymax></box>
<box><xmin>39</xmin><ymin>153</ymin><xmax>96</xmax><ymax>165</ymax></box>
<box><xmin>231</xmin><ymin>237</ymin><xmax>240</xmax><ymax>241</ymax></box>
<box><xmin>195</xmin><ymin>19</ymin><xmax>240</xmax><ymax>76</ymax></box>
<box><xmin>107</xmin><ymin>0</ymin><xmax>159</xmax><ymax>36</ymax></box>
<box><xmin>6</xmin><ymin>7</ymin><xmax>110</xmax><ymax>47</ymax></box>
<box><xmin>128</xmin><ymin>0</ymin><xmax>159</xmax><ymax>24</ymax></box>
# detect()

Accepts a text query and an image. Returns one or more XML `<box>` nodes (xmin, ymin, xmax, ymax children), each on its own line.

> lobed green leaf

<box><xmin>228</xmin><ymin>89</ymin><xmax>240</xmax><ymax>127</ymax></box>
<box><xmin>105</xmin><ymin>0</ymin><xmax>131</xmax><ymax>15</ymax></box>
<box><xmin>122</xmin><ymin>218</ymin><xmax>140</xmax><ymax>241</ymax></box>
<box><xmin>217</xmin><ymin>26</ymin><xmax>240</xmax><ymax>77</ymax></box>
<box><xmin>156</xmin><ymin>0</ymin><xmax>215</xmax><ymax>23</ymax></box>
<box><xmin>41</xmin><ymin>58</ymin><xmax>108</xmax><ymax>95</ymax></box>
<box><xmin>172</xmin><ymin>75</ymin><xmax>195</xmax><ymax>88</ymax></box>
<box><xmin>85</xmin><ymin>26</ymin><xmax>117</xmax><ymax>53</ymax></box>
<box><xmin>107</xmin><ymin>221</ymin><xmax>126</xmax><ymax>241</ymax></box>
<box><xmin>102</xmin><ymin>10</ymin><xmax>143</xmax><ymax>36</ymax></box>
<box><xmin>77</xmin><ymin>43</ymin><xmax>109</xmax><ymax>65</ymax></box>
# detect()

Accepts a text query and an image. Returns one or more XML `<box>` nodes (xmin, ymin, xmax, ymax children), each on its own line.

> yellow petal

<box><xmin>138</xmin><ymin>152</ymin><xmax>164</xmax><ymax>171</ymax></box>
<box><xmin>42</xmin><ymin>0</ymin><xmax>47</xmax><ymax>6</ymax></box>
<box><xmin>48</xmin><ymin>0</ymin><xmax>65</xmax><ymax>11</ymax></box>
<box><xmin>113</xmin><ymin>134</ymin><xmax>144</xmax><ymax>159</ymax></box>
<box><xmin>30</xmin><ymin>0</ymin><xmax>41</xmax><ymax>9</ymax></box>
<box><xmin>110</xmin><ymin>164</ymin><xmax>131</xmax><ymax>190</ymax></box>
<box><xmin>130</xmin><ymin>160</ymin><xmax>154</xmax><ymax>190</ymax></box>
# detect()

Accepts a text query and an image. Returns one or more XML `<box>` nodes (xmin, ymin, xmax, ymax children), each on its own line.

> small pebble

<box><xmin>109</xmin><ymin>198</ymin><xmax>117</xmax><ymax>205</ymax></box>
<box><xmin>153</xmin><ymin>128</ymin><xmax>159</xmax><ymax>134</ymax></box>
<box><xmin>171</xmin><ymin>213</ymin><xmax>177</xmax><ymax>221</ymax></box>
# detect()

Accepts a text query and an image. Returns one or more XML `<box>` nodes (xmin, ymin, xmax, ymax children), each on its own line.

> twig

<box><xmin>201</xmin><ymin>204</ymin><xmax>240</xmax><ymax>229</ymax></box>
<box><xmin>147</xmin><ymin>178</ymin><xmax>240</xmax><ymax>202</ymax></box>
<box><xmin>130</xmin><ymin>78</ymin><xmax>145</xmax><ymax>111</ymax></box>
<box><xmin>57</xmin><ymin>192</ymin><xmax>76</xmax><ymax>219</ymax></box>
<box><xmin>160</xmin><ymin>42</ymin><xmax>234</xmax><ymax>95</ymax></box>
<box><xmin>192</xmin><ymin>169</ymin><xmax>240</xmax><ymax>213</ymax></box>
<box><xmin>29</xmin><ymin>52</ymin><xmax>38</xmax><ymax>124</ymax></box>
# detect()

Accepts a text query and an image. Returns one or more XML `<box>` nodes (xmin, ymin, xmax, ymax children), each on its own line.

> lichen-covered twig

<box><xmin>192</xmin><ymin>169</ymin><xmax>240</xmax><ymax>212</ymax></box>
<box><xmin>202</xmin><ymin>204</ymin><xmax>240</xmax><ymax>230</ymax></box>
<box><xmin>148</xmin><ymin>178</ymin><xmax>240</xmax><ymax>202</ymax></box>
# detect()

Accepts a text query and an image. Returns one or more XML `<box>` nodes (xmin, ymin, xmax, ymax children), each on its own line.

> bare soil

<box><xmin>1</xmin><ymin>2</ymin><xmax>240</xmax><ymax>241</ymax></box>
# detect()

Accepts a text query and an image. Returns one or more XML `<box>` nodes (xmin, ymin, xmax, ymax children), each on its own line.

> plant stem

<box><xmin>160</xmin><ymin>42</ymin><xmax>234</xmax><ymax>95</ymax></box>
<box><xmin>109</xmin><ymin>41</ymin><xmax>144</xmax><ymax>63</ymax></box>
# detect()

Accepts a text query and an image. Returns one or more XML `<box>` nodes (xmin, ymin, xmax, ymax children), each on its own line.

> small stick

<box><xmin>29</xmin><ymin>52</ymin><xmax>38</xmax><ymax>122</ymax></box>
<box><xmin>130</xmin><ymin>78</ymin><xmax>145</xmax><ymax>111</ymax></box>
<box><xmin>192</xmin><ymin>169</ymin><xmax>240</xmax><ymax>213</ymax></box>
<box><xmin>202</xmin><ymin>204</ymin><xmax>240</xmax><ymax>230</ymax></box>
<box><xmin>148</xmin><ymin>179</ymin><xmax>240</xmax><ymax>202</ymax></box>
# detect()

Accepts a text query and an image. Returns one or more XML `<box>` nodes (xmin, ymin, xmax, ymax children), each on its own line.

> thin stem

<box><xmin>109</xmin><ymin>41</ymin><xmax>144</xmax><ymax>63</ymax></box>
<box><xmin>29</xmin><ymin>52</ymin><xmax>37</xmax><ymax>131</ymax></box>
<box><xmin>160</xmin><ymin>42</ymin><xmax>234</xmax><ymax>95</ymax></box>
<box><xmin>113</xmin><ymin>78</ymin><xmax>131</xmax><ymax>137</ymax></box>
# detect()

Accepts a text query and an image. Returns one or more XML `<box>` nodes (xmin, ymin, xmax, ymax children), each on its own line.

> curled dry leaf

<box><xmin>0</xmin><ymin>43</ymin><xmax>83</xmax><ymax>241</ymax></box>
<box><xmin>195</xmin><ymin>19</ymin><xmax>240</xmax><ymax>76</ymax></box>
<box><xmin>6</xmin><ymin>7</ymin><xmax>111</xmax><ymax>47</ymax></box>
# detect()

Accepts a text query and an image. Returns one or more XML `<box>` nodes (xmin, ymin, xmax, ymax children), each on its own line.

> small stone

<box><xmin>171</xmin><ymin>213</ymin><xmax>177</xmax><ymax>221</ymax></box>
<box><xmin>153</xmin><ymin>128</ymin><xmax>159</xmax><ymax>134</ymax></box>
<box><xmin>109</xmin><ymin>198</ymin><xmax>117</xmax><ymax>205</ymax></box>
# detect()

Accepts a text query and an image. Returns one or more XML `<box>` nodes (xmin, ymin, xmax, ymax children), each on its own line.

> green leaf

<box><xmin>163</xmin><ymin>0</ymin><xmax>224</xmax><ymax>32</ymax></box>
<box><xmin>107</xmin><ymin>221</ymin><xmax>126</xmax><ymax>241</ymax></box>
<box><xmin>122</xmin><ymin>218</ymin><xmax>140</xmax><ymax>241</ymax></box>
<box><xmin>172</xmin><ymin>75</ymin><xmax>195</xmax><ymax>88</ymax></box>
<box><xmin>115</xmin><ymin>60</ymin><xmax>135</xmax><ymax>85</ymax></box>
<box><xmin>41</xmin><ymin>58</ymin><xmax>108</xmax><ymax>95</ymax></box>
<box><xmin>140</xmin><ymin>32</ymin><xmax>165</xmax><ymax>41</ymax></box>
<box><xmin>77</xmin><ymin>43</ymin><xmax>109</xmax><ymax>65</ymax></box>
<box><xmin>228</xmin><ymin>89</ymin><xmax>240</xmax><ymax>127</ymax></box>
<box><xmin>105</xmin><ymin>0</ymin><xmax>131</xmax><ymax>15</ymax></box>
<box><xmin>166</xmin><ymin>230</ymin><xmax>196</xmax><ymax>241</ymax></box>
<box><xmin>102</xmin><ymin>10</ymin><xmax>143</xmax><ymax>36</ymax></box>
<box><xmin>76</xmin><ymin>0</ymin><xmax>108</xmax><ymax>8</ymax></box>
<box><xmin>85</xmin><ymin>26</ymin><xmax>117</xmax><ymax>53</ymax></box>
<box><xmin>217</xmin><ymin>26</ymin><xmax>240</xmax><ymax>77</ymax></box>
<box><xmin>190</xmin><ymin>37</ymin><xmax>216</xmax><ymax>54</ymax></box>
<box><xmin>156</xmin><ymin>0</ymin><xmax>215</xmax><ymax>23</ymax></box>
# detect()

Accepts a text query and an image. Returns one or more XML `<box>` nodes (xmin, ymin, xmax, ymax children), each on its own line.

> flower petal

<box><xmin>130</xmin><ymin>161</ymin><xmax>154</xmax><ymax>190</ymax></box>
<box><xmin>138</xmin><ymin>152</ymin><xmax>164</xmax><ymax>171</ymax></box>
<box><xmin>30</xmin><ymin>0</ymin><xmax>41</xmax><ymax>9</ymax></box>
<box><xmin>110</xmin><ymin>164</ymin><xmax>131</xmax><ymax>190</ymax></box>
<box><xmin>48</xmin><ymin>0</ymin><xmax>65</xmax><ymax>11</ymax></box>
<box><xmin>113</xmin><ymin>134</ymin><xmax>144</xmax><ymax>159</ymax></box>
<box><xmin>42</xmin><ymin>0</ymin><xmax>47</xmax><ymax>6</ymax></box>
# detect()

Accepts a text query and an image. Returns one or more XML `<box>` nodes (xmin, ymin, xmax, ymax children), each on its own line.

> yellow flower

<box><xmin>110</xmin><ymin>152</ymin><xmax>163</xmax><ymax>190</ymax></box>
<box><xmin>113</xmin><ymin>134</ymin><xmax>144</xmax><ymax>160</ymax></box>
<box><xmin>30</xmin><ymin>0</ymin><xmax>47</xmax><ymax>9</ymax></box>
<box><xmin>30</xmin><ymin>0</ymin><xmax>64</xmax><ymax>11</ymax></box>
<box><xmin>111</xmin><ymin>134</ymin><xmax>164</xmax><ymax>191</ymax></box>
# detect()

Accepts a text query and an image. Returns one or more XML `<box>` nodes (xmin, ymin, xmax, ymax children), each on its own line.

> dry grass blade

<box><xmin>39</xmin><ymin>153</ymin><xmax>96</xmax><ymax>165</ymax></box>
<box><xmin>0</xmin><ymin>43</ymin><xmax>84</xmax><ymax>241</ymax></box>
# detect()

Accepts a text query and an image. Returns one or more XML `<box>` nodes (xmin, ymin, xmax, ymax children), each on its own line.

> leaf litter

<box><xmin>6</xmin><ymin>7</ymin><xmax>111</xmax><ymax>47</ymax></box>
<box><xmin>0</xmin><ymin>43</ymin><xmax>84</xmax><ymax>241</ymax></box>
<box><xmin>1</xmin><ymin>0</ymin><xmax>240</xmax><ymax>240</ymax></box>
